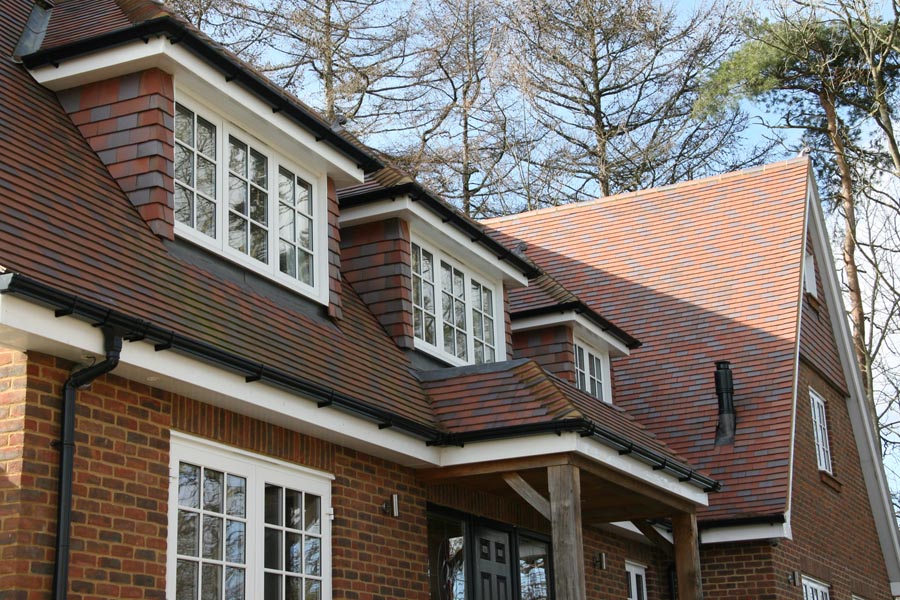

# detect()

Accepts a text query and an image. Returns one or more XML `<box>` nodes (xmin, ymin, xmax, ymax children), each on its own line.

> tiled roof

<box><xmin>419</xmin><ymin>359</ymin><xmax>696</xmax><ymax>470</ymax></box>
<box><xmin>1</xmin><ymin>0</ymin><xmax>433</xmax><ymax>428</ymax></box>
<box><xmin>485</xmin><ymin>159</ymin><xmax>810</xmax><ymax>520</ymax></box>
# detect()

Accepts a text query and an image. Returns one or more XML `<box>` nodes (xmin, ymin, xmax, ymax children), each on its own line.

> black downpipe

<box><xmin>714</xmin><ymin>360</ymin><xmax>735</xmax><ymax>446</ymax></box>
<box><xmin>53</xmin><ymin>328</ymin><xmax>122</xmax><ymax>600</ymax></box>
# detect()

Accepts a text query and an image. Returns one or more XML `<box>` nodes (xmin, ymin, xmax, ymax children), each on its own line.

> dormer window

<box><xmin>174</xmin><ymin>98</ymin><xmax>324</xmax><ymax>301</ymax></box>
<box><xmin>574</xmin><ymin>340</ymin><xmax>611</xmax><ymax>403</ymax></box>
<box><xmin>411</xmin><ymin>240</ymin><xmax>500</xmax><ymax>365</ymax></box>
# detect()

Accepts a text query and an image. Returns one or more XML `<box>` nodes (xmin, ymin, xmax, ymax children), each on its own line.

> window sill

<box><xmin>819</xmin><ymin>470</ymin><xmax>842</xmax><ymax>493</ymax></box>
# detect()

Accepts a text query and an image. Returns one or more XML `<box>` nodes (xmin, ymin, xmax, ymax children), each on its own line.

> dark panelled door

<box><xmin>474</xmin><ymin>526</ymin><xmax>513</xmax><ymax>600</ymax></box>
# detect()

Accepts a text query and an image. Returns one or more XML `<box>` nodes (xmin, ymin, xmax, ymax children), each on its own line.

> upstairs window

<box><xmin>810</xmin><ymin>388</ymin><xmax>832</xmax><ymax>474</ymax></box>
<box><xmin>574</xmin><ymin>341</ymin><xmax>611</xmax><ymax>403</ymax></box>
<box><xmin>174</xmin><ymin>99</ymin><xmax>323</xmax><ymax>299</ymax></box>
<box><xmin>804</xmin><ymin>252</ymin><xmax>818</xmax><ymax>298</ymax></box>
<box><xmin>411</xmin><ymin>240</ymin><xmax>500</xmax><ymax>365</ymax></box>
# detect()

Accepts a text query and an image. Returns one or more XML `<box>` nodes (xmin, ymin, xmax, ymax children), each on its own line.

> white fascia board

<box><xmin>806</xmin><ymin>173</ymin><xmax>900</xmax><ymax>586</ymax></box>
<box><xmin>27</xmin><ymin>37</ymin><xmax>365</xmax><ymax>188</ymax></box>
<box><xmin>511</xmin><ymin>312</ymin><xmax>631</xmax><ymax>357</ymax></box>
<box><xmin>437</xmin><ymin>432</ymin><xmax>708</xmax><ymax>506</ymax></box>
<box><xmin>0</xmin><ymin>294</ymin><xmax>439</xmax><ymax>467</ymax></box>
<box><xmin>699</xmin><ymin>520</ymin><xmax>792</xmax><ymax>544</ymax></box>
<box><xmin>340</xmin><ymin>197</ymin><xmax>529</xmax><ymax>287</ymax></box>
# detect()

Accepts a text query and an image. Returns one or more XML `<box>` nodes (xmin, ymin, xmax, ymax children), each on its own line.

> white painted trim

<box><xmin>510</xmin><ymin>312</ymin><xmax>631</xmax><ymax>357</ymax></box>
<box><xmin>28</xmin><ymin>37</ymin><xmax>364</xmax><ymax>188</ymax></box>
<box><xmin>339</xmin><ymin>197</ymin><xmax>528</xmax><ymax>287</ymax></box>
<box><xmin>698</xmin><ymin>520</ymin><xmax>792</xmax><ymax>544</ymax></box>
<box><xmin>805</xmin><ymin>171</ymin><xmax>900</xmax><ymax>588</ymax></box>
<box><xmin>0</xmin><ymin>294</ymin><xmax>708</xmax><ymax>506</ymax></box>
<box><xmin>438</xmin><ymin>433</ymin><xmax>708</xmax><ymax>506</ymax></box>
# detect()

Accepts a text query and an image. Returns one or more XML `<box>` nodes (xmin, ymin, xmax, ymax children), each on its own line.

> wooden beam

<box><xmin>549</xmin><ymin>464</ymin><xmax>586</xmax><ymax>600</ymax></box>
<box><xmin>502</xmin><ymin>472</ymin><xmax>551</xmax><ymax>520</ymax></box>
<box><xmin>631</xmin><ymin>520</ymin><xmax>674</xmax><ymax>558</ymax></box>
<box><xmin>415</xmin><ymin>453</ymin><xmax>571</xmax><ymax>483</ymax></box>
<box><xmin>571</xmin><ymin>455</ymin><xmax>696</xmax><ymax>514</ymax></box>
<box><xmin>672</xmin><ymin>512</ymin><xmax>703</xmax><ymax>600</ymax></box>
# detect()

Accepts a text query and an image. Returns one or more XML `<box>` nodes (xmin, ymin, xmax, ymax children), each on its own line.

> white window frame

<box><xmin>625</xmin><ymin>561</ymin><xmax>647</xmax><ymax>600</ymax></box>
<box><xmin>173</xmin><ymin>93</ymin><xmax>329</xmax><ymax>305</ymax></box>
<box><xmin>410</xmin><ymin>237</ymin><xmax>504</xmax><ymax>366</ymax></box>
<box><xmin>809</xmin><ymin>388</ymin><xmax>833</xmax><ymax>474</ymax></box>
<box><xmin>574</xmin><ymin>338</ymin><xmax>612</xmax><ymax>403</ymax></box>
<box><xmin>167</xmin><ymin>433</ymin><xmax>333</xmax><ymax>600</ymax></box>
<box><xmin>804</xmin><ymin>252</ymin><xmax>818</xmax><ymax>298</ymax></box>
<box><xmin>802</xmin><ymin>576</ymin><xmax>831</xmax><ymax>600</ymax></box>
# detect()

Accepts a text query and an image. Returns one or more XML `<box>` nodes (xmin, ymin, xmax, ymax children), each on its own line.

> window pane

<box><xmin>306</xmin><ymin>579</ymin><xmax>321</xmax><ymax>600</ymax></box>
<box><xmin>175</xmin><ymin>105</ymin><xmax>195</xmax><ymax>145</ymax></box>
<box><xmin>177</xmin><ymin>560</ymin><xmax>199</xmax><ymax>600</ymax></box>
<box><xmin>424</xmin><ymin>315</ymin><xmax>436</xmax><ymax>345</ymax></box>
<box><xmin>519</xmin><ymin>537</ymin><xmax>549</xmax><ymax>600</ymax></box>
<box><xmin>180</xmin><ymin>464</ymin><xmax>201</xmax><ymax>508</ymax></box>
<box><xmin>280</xmin><ymin>241</ymin><xmax>297</xmax><ymax>278</ymax></box>
<box><xmin>175</xmin><ymin>144</ymin><xmax>195</xmax><ymax>186</ymax></box>
<box><xmin>422</xmin><ymin>250</ymin><xmax>433</xmax><ymax>280</ymax></box>
<box><xmin>286</xmin><ymin>532</ymin><xmax>302</xmax><ymax>573</ymax></box>
<box><xmin>224</xmin><ymin>567</ymin><xmax>244</xmax><ymax>600</ymax></box>
<box><xmin>197</xmin><ymin>118</ymin><xmax>216</xmax><ymax>157</ymax></box>
<box><xmin>285</xmin><ymin>489</ymin><xmax>302</xmax><ymax>530</ymax></box>
<box><xmin>178</xmin><ymin>510</ymin><xmax>199</xmax><ymax>556</ymax></box>
<box><xmin>305</xmin><ymin>495</ymin><xmax>321</xmax><ymax>533</ymax></box>
<box><xmin>225</xmin><ymin>520</ymin><xmax>245</xmax><ymax>563</ymax></box>
<box><xmin>198</xmin><ymin>198</ymin><xmax>216</xmax><ymax>238</ymax></box>
<box><xmin>265</xmin><ymin>527</ymin><xmax>282</xmax><ymax>570</ymax></box>
<box><xmin>427</xmin><ymin>514</ymin><xmax>465</xmax><ymax>600</ymax></box>
<box><xmin>305</xmin><ymin>536</ymin><xmax>321</xmax><ymax>576</ymax></box>
<box><xmin>250</xmin><ymin>149</ymin><xmax>267</xmax><ymax>187</ymax></box>
<box><xmin>279</xmin><ymin>204</ymin><xmax>295</xmax><ymax>241</ymax></box>
<box><xmin>250</xmin><ymin>187</ymin><xmax>267</xmax><ymax>224</ymax></box>
<box><xmin>286</xmin><ymin>576</ymin><xmax>303</xmax><ymax>600</ymax></box>
<box><xmin>229</xmin><ymin>213</ymin><xmax>247</xmax><ymax>253</ymax></box>
<box><xmin>264</xmin><ymin>573</ymin><xmax>281</xmax><ymax>600</ymax></box>
<box><xmin>201</xmin><ymin>563</ymin><xmax>221</xmax><ymax>600</ymax></box>
<box><xmin>203</xmin><ymin>516</ymin><xmax>223</xmax><ymax>560</ymax></box>
<box><xmin>226</xmin><ymin>475</ymin><xmax>246</xmax><ymax>518</ymax></box>
<box><xmin>204</xmin><ymin>470</ymin><xmax>223</xmax><ymax>512</ymax></box>
<box><xmin>229</xmin><ymin>176</ymin><xmax>247</xmax><ymax>213</ymax></box>
<box><xmin>250</xmin><ymin>224</ymin><xmax>268</xmax><ymax>263</ymax></box>
<box><xmin>229</xmin><ymin>138</ymin><xmax>247</xmax><ymax>175</ymax></box>
<box><xmin>198</xmin><ymin>157</ymin><xmax>216</xmax><ymax>198</ymax></box>
<box><xmin>175</xmin><ymin>184</ymin><xmax>193</xmax><ymax>227</ymax></box>
<box><xmin>265</xmin><ymin>485</ymin><xmax>282</xmax><ymax>525</ymax></box>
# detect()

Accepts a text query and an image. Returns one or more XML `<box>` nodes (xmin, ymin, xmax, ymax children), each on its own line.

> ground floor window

<box><xmin>427</xmin><ymin>508</ymin><xmax>552</xmax><ymax>600</ymax></box>
<box><xmin>625</xmin><ymin>561</ymin><xmax>647</xmax><ymax>600</ymax></box>
<box><xmin>168</xmin><ymin>433</ymin><xmax>333</xmax><ymax>600</ymax></box>
<box><xmin>802</xmin><ymin>576</ymin><xmax>831</xmax><ymax>600</ymax></box>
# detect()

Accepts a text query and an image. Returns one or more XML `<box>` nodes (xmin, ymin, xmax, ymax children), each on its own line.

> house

<box><xmin>0</xmin><ymin>2</ymin><xmax>896</xmax><ymax>600</ymax></box>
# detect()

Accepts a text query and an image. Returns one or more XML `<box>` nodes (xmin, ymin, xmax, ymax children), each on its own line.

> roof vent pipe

<box><xmin>714</xmin><ymin>360</ymin><xmax>735</xmax><ymax>446</ymax></box>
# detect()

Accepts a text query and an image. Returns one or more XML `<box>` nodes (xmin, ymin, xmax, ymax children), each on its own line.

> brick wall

<box><xmin>56</xmin><ymin>69</ymin><xmax>175</xmax><ymax>240</ymax></box>
<box><xmin>699</xmin><ymin>541</ymin><xmax>778</xmax><ymax>599</ymax></box>
<box><xmin>798</xmin><ymin>232</ymin><xmax>846</xmax><ymax>393</ymax></box>
<box><xmin>511</xmin><ymin>325</ymin><xmax>576</xmax><ymax>383</ymax></box>
<box><xmin>340</xmin><ymin>219</ymin><xmax>415</xmax><ymax>349</ymax></box>
<box><xmin>775</xmin><ymin>361</ymin><xmax>892</xmax><ymax>600</ymax></box>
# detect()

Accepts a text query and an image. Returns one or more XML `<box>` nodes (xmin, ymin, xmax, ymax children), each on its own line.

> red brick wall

<box><xmin>511</xmin><ymin>325</ymin><xmax>576</xmax><ymax>383</ymax></box>
<box><xmin>700</xmin><ymin>541</ymin><xmax>779</xmax><ymax>599</ymax></box>
<box><xmin>775</xmin><ymin>361</ymin><xmax>891</xmax><ymax>600</ymax></box>
<box><xmin>798</xmin><ymin>233</ymin><xmax>846</xmax><ymax>393</ymax></box>
<box><xmin>340</xmin><ymin>218</ymin><xmax>415</xmax><ymax>349</ymax></box>
<box><xmin>56</xmin><ymin>69</ymin><xmax>175</xmax><ymax>240</ymax></box>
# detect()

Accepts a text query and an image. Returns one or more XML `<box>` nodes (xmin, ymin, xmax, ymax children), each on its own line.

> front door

<box><xmin>474</xmin><ymin>526</ymin><xmax>513</xmax><ymax>600</ymax></box>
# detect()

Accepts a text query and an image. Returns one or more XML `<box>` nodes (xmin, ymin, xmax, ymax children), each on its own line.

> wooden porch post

<box><xmin>672</xmin><ymin>512</ymin><xmax>703</xmax><ymax>600</ymax></box>
<box><xmin>548</xmin><ymin>464</ymin><xmax>586</xmax><ymax>600</ymax></box>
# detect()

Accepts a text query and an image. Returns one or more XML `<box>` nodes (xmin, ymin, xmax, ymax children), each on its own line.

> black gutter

<box><xmin>21</xmin><ymin>18</ymin><xmax>382</xmax><ymax>174</ymax></box>
<box><xmin>0</xmin><ymin>273</ymin><xmax>436</xmax><ymax>441</ymax></box>
<box><xmin>428</xmin><ymin>418</ymin><xmax>720</xmax><ymax>493</ymax></box>
<box><xmin>0</xmin><ymin>273</ymin><xmax>718</xmax><ymax>492</ymax></box>
<box><xmin>511</xmin><ymin>301</ymin><xmax>642</xmax><ymax>350</ymax></box>
<box><xmin>54</xmin><ymin>328</ymin><xmax>122</xmax><ymax>600</ymax></box>
<box><xmin>340</xmin><ymin>181</ymin><xmax>539</xmax><ymax>279</ymax></box>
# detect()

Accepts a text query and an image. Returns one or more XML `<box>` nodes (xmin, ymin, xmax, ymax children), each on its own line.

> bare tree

<box><xmin>506</xmin><ymin>0</ymin><xmax>764</xmax><ymax>202</ymax></box>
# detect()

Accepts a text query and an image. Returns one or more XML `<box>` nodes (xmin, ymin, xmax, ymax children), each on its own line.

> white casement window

<box><xmin>625</xmin><ymin>561</ymin><xmax>647</xmax><ymax>600</ymax></box>
<box><xmin>174</xmin><ymin>99</ymin><xmax>323</xmax><ymax>301</ymax></box>
<box><xmin>410</xmin><ymin>240</ymin><xmax>499</xmax><ymax>365</ymax></box>
<box><xmin>809</xmin><ymin>388</ymin><xmax>833</xmax><ymax>474</ymax></box>
<box><xmin>802</xmin><ymin>576</ymin><xmax>831</xmax><ymax>600</ymax></box>
<box><xmin>168</xmin><ymin>434</ymin><xmax>332</xmax><ymax>600</ymax></box>
<box><xmin>574</xmin><ymin>340</ymin><xmax>611</xmax><ymax>403</ymax></box>
<box><xmin>804</xmin><ymin>252</ymin><xmax>818</xmax><ymax>298</ymax></box>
